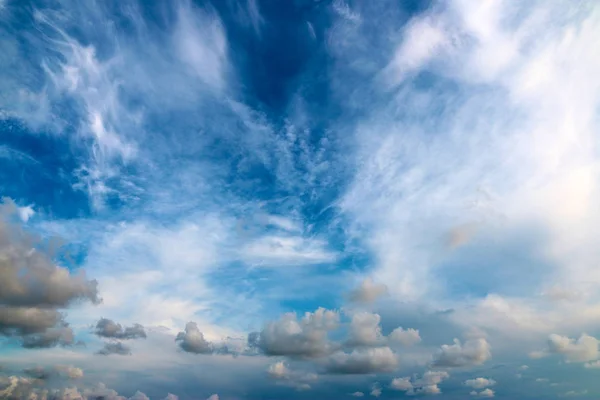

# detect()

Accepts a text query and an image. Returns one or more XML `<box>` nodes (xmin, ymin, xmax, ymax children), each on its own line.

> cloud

<box><xmin>241</xmin><ymin>235</ymin><xmax>337</xmax><ymax>267</ymax></box>
<box><xmin>563</xmin><ymin>390</ymin><xmax>588</xmax><ymax>397</ymax></box>
<box><xmin>0</xmin><ymin>199</ymin><xmax>99</xmax><ymax>308</ymax></box>
<box><xmin>349</xmin><ymin>278</ymin><xmax>388</xmax><ymax>303</ymax></box>
<box><xmin>21</xmin><ymin>325</ymin><xmax>75</xmax><ymax>349</ymax></box>
<box><xmin>350</xmin><ymin>392</ymin><xmax>364</xmax><ymax>397</ymax></box>
<box><xmin>465</xmin><ymin>378</ymin><xmax>496</xmax><ymax>389</ymax></box>
<box><xmin>96</xmin><ymin>342</ymin><xmax>132</xmax><ymax>356</ymax></box>
<box><xmin>0</xmin><ymin>198</ymin><xmax>99</xmax><ymax>348</ymax></box>
<box><xmin>370</xmin><ymin>383</ymin><xmax>382</xmax><ymax>397</ymax></box>
<box><xmin>173</xmin><ymin>0</ymin><xmax>228</xmax><ymax>91</ymax></box>
<box><xmin>389</xmin><ymin>327</ymin><xmax>422</xmax><ymax>346</ymax></box>
<box><xmin>325</xmin><ymin>346</ymin><xmax>398</xmax><ymax>374</ymax></box>
<box><xmin>584</xmin><ymin>360</ymin><xmax>600</xmax><ymax>368</ymax></box>
<box><xmin>547</xmin><ymin>333</ymin><xmax>599</xmax><ymax>362</ymax></box>
<box><xmin>390</xmin><ymin>370</ymin><xmax>450</xmax><ymax>395</ymax></box>
<box><xmin>267</xmin><ymin>361</ymin><xmax>318</xmax><ymax>391</ymax></box>
<box><xmin>250</xmin><ymin>307</ymin><xmax>340</xmax><ymax>358</ymax></box>
<box><xmin>346</xmin><ymin>312</ymin><xmax>384</xmax><ymax>347</ymax></box>
<box><xmin>94</xmin><ymin>318</ymin><xmax>146</xmax><ymax>340</ymax></box>
<box><xmin>23</xmin><ymin>365</ymin><xmax>83</xmax><ymax>380</ymax></box>
<box><xmin>432</xmin><ymin>337</ymin><xmax>491</xmax><ymax>368</ymax></box>
<box><xmin>471</xmin><ymin>388</ymin><xmax>495</xmax><ymax>398</ymax></box>
<box><xmin>175</xmin><ymin>322</ymin><xmax>214</xmax><ymax>354</ymax></box>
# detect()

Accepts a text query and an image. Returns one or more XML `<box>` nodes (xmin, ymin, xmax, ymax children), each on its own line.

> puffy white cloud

<box><xmin>251</xmin><ymin>307</ymin><xmax>340</xmax><ymax>358</ymax></box>
<box><xmin>349</xmin><ymin>278</ymin><xmax>388</xmax><ymax>303</ymax></box>
<box><xmin>547</xmin><ymin>333</ymin><xmax>599</xmax><ymax>362</ymax></box>
<box><xmin>389</xmin><ymin>327</ymin><xmax>421</xmax><ymax>346</ymax></box>
<box><xmin>465</xmin><ymin>378</ymin><xmax>496</xmax><ymax>389</ymax></box>
<box><xmin>325</xmin><ymin>347</ymin><xmax>398</xmax><ymax>374</ymax></box>
<box><xmin>347</xmin><ymin>312</ymin><xmax>384</xmax><ymax>347</ymax></box>
<box><xmin>433</xmin><ymin>337</ymin><xmax>491</xmax><ymax>367</ymax></box>
<box><xmin>390</xmin><ymin>371</ymin><xmax>450</xmax><ymax>395</ymax></box>
<box><xmin>350</xmin><ymin>392</ymin><xmax>364</xmax><ymax>397</ymax></box>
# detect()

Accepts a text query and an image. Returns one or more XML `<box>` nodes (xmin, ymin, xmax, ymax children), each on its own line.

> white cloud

<box><xmin>389</xmin><ymin>327</ymin><xmax>421</xmax><ymax>346</ymax></box>
<box><xmin>465</xmin><ymin>378</ymin><xmax>496</xmax><ymax>389</ymax></box>
<box><xmin>336</xmin><ymin>0</ymin><xmax>600</xmax><ymax>343</ymax></box>
<box><xmin>325</xmin><ymin>347</ymin><xmax>398</xmax><ymax>374</ymax></box>
<box><xmin>241</xmin><ymin>235</ymin><xmax>337</xmax><ymax>267</ymax></box>
<box><xmin>547</xmin><ymin>333</ymin><xmax>599</xmax><ymax>362</ymax></box>
<box><xmin>350</xmin><ymin>392</ymin><xmax>364</xmax><ymax>397</ymax></box>
<box><xmin>433</xmin><ymin>337</ymin><xmax>491</xmax><ymax>367</ymax></box>
<box><xmin>173</xmin><ymin>0</ymin><xmax>228</xmax><ymax>91</ymax></box>
<box><xmin>347</xmin><ymin>312</ymin><xmax>384</xmax><ymax>347</ymax></box>
<box><xmin>252</xmin><ymin>307</ymin><xmax>340</xmax><ymax>358</ymax></box>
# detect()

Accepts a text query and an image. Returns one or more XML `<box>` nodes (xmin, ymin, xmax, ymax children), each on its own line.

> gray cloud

<box><xmin>390</xmin><ymin>371</ymin><xmax>450</xmax><ymax>395</ymax></box>
<box><xmin>23</xmin><ymin>365</ymin><xmax>83</xmax><ymax>380</ymax></box>
<box><xmin>0</xmin><ymin>199</ymin><xmax>99</xmax><ymax>308</ymax></box>
<box><xmin>176</xmin><ymin>322</ymin><xmax>214</xmax><ymax>354</ymax></box>
<box><xmin>0</xmin><ymin>198</ymin><xmax>100</xmax><ymax>348</ymax></box>
<box><xmin>21</xmin><ymin>325</ymin><xmax>75</xmax><ymax>348</ymax></box>
<box><xmin>250</xmin><ymin>307</ymin><xmax>340</xmax><ymax>358</ymax></box>
<box><xmin>96</xmin><ymin>342</ymin><xmax>132</xmax><ymax>356</ymax></box>
<box><xmin>94</xmin><ymin>318</ymin><xmax>146</xmax><ymax>340</ymax></box>
<box><xmin>432</xmin><ymin>337</ymin><xmax>491</xmax><ymax>368</ymax></box>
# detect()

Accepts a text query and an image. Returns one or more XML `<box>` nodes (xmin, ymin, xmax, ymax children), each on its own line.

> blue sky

<box><xmin>1</xmin><ymin>0</ymin><xmax>600</xmax><ymax>399</ymax></box>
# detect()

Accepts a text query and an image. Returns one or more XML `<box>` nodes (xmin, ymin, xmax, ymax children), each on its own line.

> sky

<box><xmin>1</xmin><ymin>0</ymin><xmax>600</xmax><ymax>399</ymax></box>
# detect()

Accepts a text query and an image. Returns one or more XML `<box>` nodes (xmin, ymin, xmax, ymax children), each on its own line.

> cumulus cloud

<box><xmin>349</xmin><ymin>278</ymin><xmax>388</xmax><ymax>303</ymax></box>
<box><xmin>389</xmin><ymin>327</ymin><xmax>421</xmax><ymax>346</ymax></box>
<box><xmin>345</xmin><ymin>311</ymin><xmax>421</xmax><ymax>349</ymax></box>
<box><xmin>547</xmin><ymin>333</ymin><xmax>599</xmax><ymax>363</ymax></box>
<box><xmin>390</xmin><ymin>371</ymin><xmax>450</xmax><ymax>395</ymax></box>
<box><xmin>94</xmin><ymin>318</ymin><xmax>146</xmax><ymax>340</ymax></box>
<box><xmin>176</xmin><ymin>322</ymin><xmax>214</xmax><ymax>354</ymax></box>
<box><xmin>465</xmin><ymin>378</ymin><xmax>496</xmax><ymax>389</ymax></box>
<box><xmin>250</xmin><ymin>307</ymin><xmax>340</xmax><ymax>358</ymax></box>
<box><xmin>350</xmin><ymin>392</ymin><xmax>364</xmax><ymax>397</ymax></box>
<box><xmin>432</xmin><ymin>337</ymin><xmax>491</xmax><ymax>367</ymax></box>
<box><xmin>96</xmin><ymin>342</ymin><xmax>132</xmax><ymax>356</ymax></box>
<box><xmin>471</xmin><ymin>388</ymin><xmax>495</xmax><ymax>397</ymax></box>
<box><xmin>0</xmin><ymin>201</ymin><xmax>99</xmax><ymax>308</ymax></box>
<box><xmin>0</xmin><ymin>198</ymin><xmax>99</xmax><ymax>348</ymax></box>
<box><xmin>346</xmin><ymin>312</ymin><xmax>384</xmax><ymax>347</ymax></box>
<box><xmin>325</xmin><ymin>347</ymin><xmax>398</xmax><ymax>374</ymax></box>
